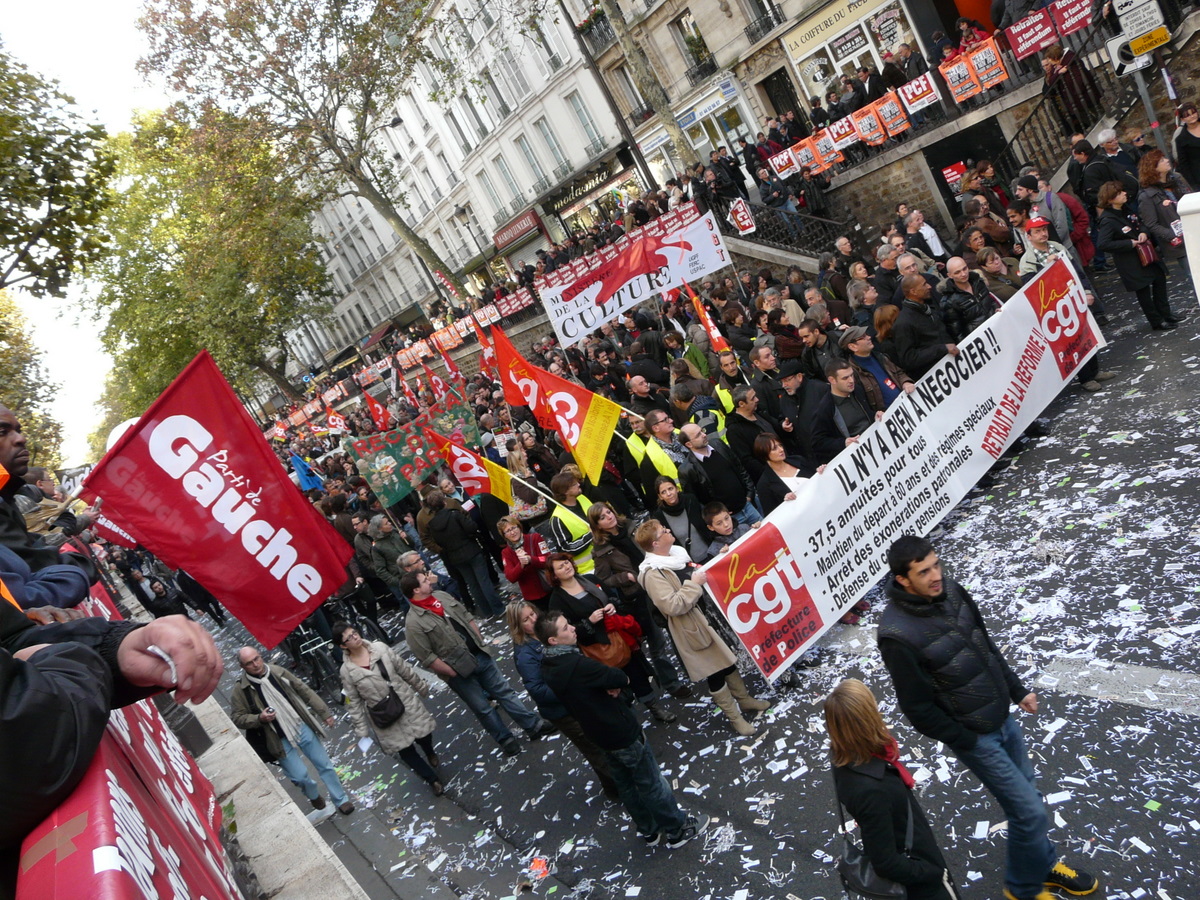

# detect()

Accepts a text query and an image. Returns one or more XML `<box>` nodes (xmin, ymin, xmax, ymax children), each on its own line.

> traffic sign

<box><xmin>1129</xmin><ymin>25</ymin><xmax>1170</xmax><ymax>55</ymax></box>
<box><xmin>1112</xmin><ymin>0</ymin><xmax>1146</xmax><ymax>13</ymax></box>
<box><xmin>1118</xmin><ymin>0</ymin><xmax>1165</xmax><ymax>38</ymax></box>
<box><xmin>1106</xmin><ymin>34</ymin><xmax>1154</xmax><ymax>75</ymax></box>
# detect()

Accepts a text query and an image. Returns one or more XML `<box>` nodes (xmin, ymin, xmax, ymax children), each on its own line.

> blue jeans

<box><xmin>278</xmin><ymin>721</ymin><xmax>349</xmax><ymax>807</ymax></box>
<box><xmin>954</xmin><ymin>716</ymin><xmax>1056</xmax><ymax>898</ymax></box>
<box><xmin>733</xmin><ymin>503</ymin><xmax>762</xmax><ymax>526</ymax></box>
<box><xmin>447</xmin><ymin>652</ymin><xmax>542</xmax><ymax>744</ymax></box>
<box><xmin>452</xmin><ymin>553</ymin><xmax>505</xmax><ymax>617</ymax></box>
<box><xmin>606</xmin><ymin>734</ymin><xmax>687</xmax><ymax>838</ymax></box>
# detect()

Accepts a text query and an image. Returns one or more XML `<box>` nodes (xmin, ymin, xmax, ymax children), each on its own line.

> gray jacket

<box><xmin>230</xmin><ymin>663</ymin><xmax>331</xmax><ymax>761</ymax></box>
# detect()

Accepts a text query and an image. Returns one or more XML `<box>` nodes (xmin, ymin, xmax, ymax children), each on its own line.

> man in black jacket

<box><xmin>878</xmin><ymin>536</ymin><xmax>1098</xmax><ymax>900</ymax></box>
<box><xmin>679</xmin><ymin>425</ymin><xmax>760</xmax><ymax>525</ymax></box>
<box><xmin>891</xmin><ymin>275</ymin><xmax>958</xmax><ymax>379</ymax></box>
<box><xmin>723</xmin><ymin>385</ymin><xmax>782</xmax><ymax>483</ymax></box>
<box><xmin>811</xmin><ymin>360</ymin><xmax>880</xmax><ymax>464</ymax></box>
<box><xmin>538</xmin><ymin>612</ymin><xmax>707</xmax><ymax>848</ymax></box>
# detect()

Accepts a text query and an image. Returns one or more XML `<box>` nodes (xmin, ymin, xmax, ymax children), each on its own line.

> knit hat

<box><xmin>1017</xmin><ymin>175</ymin><xmax>1039</xmax><ymax>191</ymax></box>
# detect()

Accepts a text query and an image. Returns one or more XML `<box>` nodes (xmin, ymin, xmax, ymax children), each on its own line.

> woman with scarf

<box><xmin>588</xmin><ymin>502</ymin><xmax>692</xmax><ymax>699</ymax></box>
<box><xmin>498</xmin><ymin>516</ymin><xmax>550</xmax><ymax>609</ymax></box>
<box><xmin>545</xmin><ymin>552</ymin><xmax>678</xmax><ymax>724</ymax></box>
<box><xmin>504</xmin><ymin>600</ymin><xmax>620</xmax><ymax>800</ymax></box>
<box><xmin>1096</xmin><ymin>180</ymin><xmax>1178</xmax><ymax>330</ymax></box>
<box><xmin>650</xmin><ymin>477</ymin><xmax>713</xmax><ymax>563</ymax></box>
<box><xmin>333</xmin><ymin>622</ymin><xmax>443</xmax><ymax>797</ymax></box>
<box><xmin>825</xmin><ymin>679</ymin><xmax>961</xmax><ymax>899</ymax></box>
<box><xmin>633</xmin><ymin>520</ymin><xmax>770</xmax><ymax>736</ymax></box>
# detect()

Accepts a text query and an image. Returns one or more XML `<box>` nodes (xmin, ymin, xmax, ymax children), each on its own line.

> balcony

<box><xmin>510</xmin><ymin>197</ymin><xmax>527</xmax><ymax>215</ymax></box>
<box><xmin>546</xmin><ymin>53</ymin><xmax>564</xmax><ymax>72</ymax></box>
<box><xmin>684</xmin><ymin>58</ymin><xmax>718</xmax><ymax>88</ymax></box>
<box><xmin>430</xmin><ymin>186</ymin><xmax>444</xmax><ymax>203</ymax></box>
<box><xmin>584</xmin><ymin>137</ymin><xmax>607</xmax><ymax>158</ymax></box>
<box><xmin>628</xmin><ymin>102</ymin><xmax>655</xmax><ymax>129</ymax></box>
<box><xmin>744</xmin><ymin>5</ymin><xmax>786</xmax><ymax>44</ymax></box>
<box><xmin>493</xmin><ymin>209</ymin><xmax>509</xmax><ymax>227</ymax></box>
<box><xmin>496</xmin><ymin>100</ymin><xmax>512</xmax><ymax>119</ymax></box>
<box><xmin>476</xmin><ymin>125</ymin><xmax>489</xmax><ymax>140</ymax></box>
<box><xmin>532</xmin><ymin>175</ymin><xmax>552</xmax><ymax>194</ymax></box>
<box><xmin>553</xmin><ymin>160</ymin><xmax>573</xmax><ymax>181</ymax></box>
<box><xmin>416</xmin><ymin>200</ymin><xmax>430</xmax><ymax>217</ymax></box>
<box><xmin>580</xmin><ymin>13</ymin><xmax>616</xmax><ymax>55</ymax></box>
<box><xmin>446</xmin><ymin>171</ymin><xmax>460</xmax><ymax>187</ymax></box>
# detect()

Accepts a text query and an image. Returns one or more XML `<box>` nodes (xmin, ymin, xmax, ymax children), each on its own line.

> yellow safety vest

<box><xmin>551</xmin><ymin>496</ymin><xmax>594</xmax><ymax>573</ymax></box>
<box><xmin>625</xmin><ymin>433</ymin><xmax>646</xmax><ymax>465</ymax></box>
<box><xmin>714</xmin><ymin>384</ymin><xmax>734</xmax><ymax>414</ymax></box>
<box><xmin>689</xmin><ymin>406</ymin><xmax>726</xmax><ymax>439</ymax></box>
<box><xmin>642</xmin><ymin>438</ymin><xmax>679</xmax><ymax>482</ymax></box>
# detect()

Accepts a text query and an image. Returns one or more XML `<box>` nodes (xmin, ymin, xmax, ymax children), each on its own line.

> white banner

<box><xmin>535</xmin><ymin>203</ymin><xmax>732</xmax><ymax>346</ymax></box>
<box><xmin>701</xmin><ymin>260</ymin><xmax>1103</xmax><ymax>681</ymax></box>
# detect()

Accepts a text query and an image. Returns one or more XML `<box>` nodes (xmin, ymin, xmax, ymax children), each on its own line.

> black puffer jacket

<box><xmin>424</xmin><ymin>507</ymin><xmax>481</xmax><ymax>566</ymax></box>
<box><xmin>937</xmin><ymin>271</ymin><xmax>997</xmax><ymax>341</ymax></box>
<box><xmin>890</xmin><ymin>300</ymin><xmax>952</xmax><ymax>380</ymax></box>
<box><xmin>877</xmin><ymin>576</ymin><xmax>1027</xmax><ymax>751</ymax></box>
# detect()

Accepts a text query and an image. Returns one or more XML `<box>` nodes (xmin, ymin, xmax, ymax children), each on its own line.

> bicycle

<box><xmin>323</xmin><ymin>589</ymin><xmax>395</xmax><ymax>646</ymax></box>
<box><xmin>281</xmin><ymin>611</ymin><xmax>343</xmax><ymax>700</ymax></box>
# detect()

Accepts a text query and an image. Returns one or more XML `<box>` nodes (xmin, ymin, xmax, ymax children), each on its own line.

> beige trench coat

<box><xmin>340</xmin><ymin>641</ymin><xmax>436</xmax><ymax>754</ymax></box>
<box><xmin>639</xmin><ymin>566</ymin><xmax>735</xmax><ymax>682</ymax></box>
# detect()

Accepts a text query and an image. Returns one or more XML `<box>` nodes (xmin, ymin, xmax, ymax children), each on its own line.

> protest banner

<box><xmin>851</xmin><ymin>104</ymin><xmax>888</xmax><ymax>145</ymax></box>
<box><xmin>791</xmin><ymin>138</ymin><xmax>819</xmax><ymax>173</ymax></box>
<box><xmin>875</xmin><ymin>92</ymin><xmax>911</xmax><ymax>137</ymax></box>
<box><xmin>896</xmin><ymin>71</ymin><xmax>941</xmax><ymax>114</ymax></box>
<box><xmin>56</xmin><ymin>463</ymin><xmax>94</xmax><ymax>497</ymax></box>
<box><xmin>1050</xmin><ymin>0</ymin><xmax>1093</xmax><ymax>34</ymax></box>
<box><xmin>92</xmin><ymin>510</ymin><xmax>139</xmax><ymax>549</ymax></box>
<box><xmin>81</xmin><ymin>351</ymin><xmax>352</xmax><ymax>647</ymax></box>
<box><xmin>531</xmin><ymin>366</ymin><xmax>622</xmax><ymax>484</ymax></box>
<box><xmin>424</xmin><ymin>428</ymin><xmax>513</xmax><ymax>505</ymax></box>
<box><xmin>810</xmin><ymin>129</ymin><xmax>845</xmax><ymax>172</ymax></box>
<box><xmin>769</xmin><ymin>146</ymin><xmax>799</xmax><ymax>178</ymax></box>
<box><xmin>1005</xmin><ymin>8</ymin><xmax>1059</xmax><ymax>59</ymax></box>
<box><xmin>968</xmin><ymin>38</ymin><xmax>1010</xmax><ymax>90</ymax></box>
<box><xmin>701</xmin><ymin>260</ymin><xmax>1102</xmax><ymax>681</ymax></box>
<box><xmin>18</xmin><ymin>582</ymin><xmax>240</xmax><ymax>900</ymax></box>
<box><xmin>534</xmin><ymin>202</ymin><xmax>732</xmax><ymax>346</ymax></box>
<box><xmin>939</xmin><ymin>56</ymin><xmax>982</xmax><ymax>103</ymax></box>
<box><xmin>826</xmin><ymin>115</ymin><xmax>860</xmax><ymax>150</ymax></box>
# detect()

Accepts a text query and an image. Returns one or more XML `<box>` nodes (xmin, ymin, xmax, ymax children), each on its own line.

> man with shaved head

<box><xmin>890</xmin><ymin>274</ymin><xmax>958</xmax><ymax>380</ymax></box>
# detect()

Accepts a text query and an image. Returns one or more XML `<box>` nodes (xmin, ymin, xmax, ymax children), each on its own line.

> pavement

<box><xmin>204</xmin><ymin>266</ymin><xmax>1200</xmax><ymax>900</ymax></box>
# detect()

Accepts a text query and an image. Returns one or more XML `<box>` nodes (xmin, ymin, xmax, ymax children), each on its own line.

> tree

<box><xmin>0</xmin><ymin>290</ymin><xmax>63</xmax><ymax>468</ymax></box>
<box><xmin>593</xmin><ymin>1</ymin><xmax>699</xmax><ymax>172</ymax></box>
<box><xmin>89</xmin><ymin>106</ymin><xmax>334</xmax><ymax>415</ymax></box>
<box><xmin>0</xmin><ymin>44</ymin><xmax>115</xmax><ymax>298</ymax></box>
<box><xmin>138</xmin><ymin>0</ymin><xmax>552</xmax><ymax>300</ymax></box>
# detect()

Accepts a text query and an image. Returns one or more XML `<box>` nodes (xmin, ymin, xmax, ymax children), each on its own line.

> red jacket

<box><xmin>1058</xmin><ymin>191</ymin><xmax>1095</xmax><ymax>265</ymax></box>
<box><xmin>502</xmin><ymin>533</ymin><xmax>550</xmax><ymax>603</ymax></box>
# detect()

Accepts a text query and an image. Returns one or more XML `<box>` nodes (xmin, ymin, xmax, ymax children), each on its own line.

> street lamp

<box><xmin>454</xmin><ymin>204</ymin><xmax>494</xmax><ymax>284</ymax></box>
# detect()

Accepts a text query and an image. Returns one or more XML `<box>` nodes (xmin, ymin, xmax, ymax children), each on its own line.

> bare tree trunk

<box><xmin>596</xmin><ymin>0</ymin><xmax>700</xmax><ymax>171</ymax></box>
<box><xmin>252</xmin><ymin>358</ymin><xmax>302</xmax><ymax>401</ymax></box>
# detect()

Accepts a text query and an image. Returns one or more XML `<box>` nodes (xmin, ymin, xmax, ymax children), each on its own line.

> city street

<box><xmin>208</xmin><ymin>271</ymin><xmax>1200</xmax><ymax>900</ymax></box>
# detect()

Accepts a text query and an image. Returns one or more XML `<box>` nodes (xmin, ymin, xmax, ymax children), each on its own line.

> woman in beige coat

<box><xmin>333</xmin><ymin>622</ymin><xmax>443</xmax><ymax>796</ymax></box>
<box><xmin>632</xmin><ymin>520</ymin><xmax>770</xmax><ymax>736</ymax></box>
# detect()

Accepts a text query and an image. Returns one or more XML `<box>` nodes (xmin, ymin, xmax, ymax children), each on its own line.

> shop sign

<box><xmin>494</xmin><ymin>209</ymin><xmax>542</xmax><ymax>250</ymax></box>
<box><xmin>830</xmin><ymin>25</ymin><xmax>869</xmax><ymax>61</ymax></box>
<box><xmin>783</xmin><ymin>0</ymin><xmax>891</xmax><ymax>61</ymax></box>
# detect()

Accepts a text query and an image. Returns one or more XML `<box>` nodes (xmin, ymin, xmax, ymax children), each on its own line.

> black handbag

<box><xmin>367</xmin><ymin>659</ymin><xmax>406</xmax><ymax>729</ymax></box>
<box><xmin>834</xmin><ymin>773</ymin><xmax>912</xmax><ymax>899</ymax></box>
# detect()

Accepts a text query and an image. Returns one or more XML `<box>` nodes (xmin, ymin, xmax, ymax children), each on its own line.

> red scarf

<box><xmin>874</xmin><ymin>737</ymin><xmax>915</xmax><ymax>788</ymax></box>
<box><xmin>409</xmin><ymin>592</ymin><xmax>445</xmax><ymax>617</ymax></box>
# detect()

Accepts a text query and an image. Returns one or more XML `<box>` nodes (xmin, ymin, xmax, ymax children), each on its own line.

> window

<box><xmin>462</xmin><ymin>92</ymin><xmax>489</xmax><ymax>140</ymax></box>
<box><xmin>672</xmin><ymin>11</ymin><xmax>712</xmax><ymax>65</ymax></box>
<box><xmin>614</xmin><ymin>67</ymin><xmax>643</xmax><ymax>108</ymax></box>
<box><xmin>530</xmin><ymin>23</ymin><xmax>565</xmax><ymax>72</ymax></box>
<box><xmin>497</xmin><ymin>50</ymin><xmax>531</xmax><ymax>99</ymax></box>
<box><xmin>480</xmin><ymin>68</ymin><xmax>511</xmax><ymax>120</ymax></box>
<box><xmin>535</xmin><ymin>117</ymin><xmax>567</xmax><ymax>166</ymax></box>
<box><xmin>567</xmin><ymin>92</ymin><xmax>601</xmax><ymax>145</ymax></box>
<box><xmin>516</xmin><ymin>134</ymin><xmax>546</xmax><ymax>181</ymax></box>
<box><xmin>476</xmin><ymin>169</ymin><xmax>503</xmax><ymax>212</ymax></box>
<box><xmin>494</xmin><ymin>155</ymin><xmax>521</xmax><ymax>201</ymax></box>
<box><xmin>444</xmin><ymin>110</ymin><xmax>471</xmax><ymax>152</ymax></box>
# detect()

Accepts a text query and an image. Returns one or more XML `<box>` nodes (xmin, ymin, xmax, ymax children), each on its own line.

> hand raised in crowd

<box><xmin>116</xmin><ymin>614</ymin><xmax>224</xmax><ymax>705</ymax></box>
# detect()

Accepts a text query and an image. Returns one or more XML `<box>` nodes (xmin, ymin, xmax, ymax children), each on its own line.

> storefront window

<box><xmin>865</xmin><ymin>0</ymin><xmax>915</xmax><ymax>57</ymax></box>
<box><xmin>796</xmin><ymin>48</ymin><xmax>837</xmax><ymax>107</ymax></box>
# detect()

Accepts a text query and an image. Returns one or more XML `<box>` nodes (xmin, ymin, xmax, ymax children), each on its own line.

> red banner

<box><xmin>1050</xmin><ymin>0</ymin><xmax>1092</xmax><ymax>35</ymax></box>
<box><xmin>810</xmin><ymin>130</ymin><xmax>845</xmax><ymax>172</ymax></box>
<box><xmin>725</xmin><ymin>197</ymin><xmax>757</xmax><ymax>235</ymax></box>
<box><xmin>896</xmin><ymin>71</ymin><xmax>942</xmax><ymax>113</ymax></box>
<box><xmin>1005</xmin><ymin>8</ymin><xmax>1059</xmax><ymax>59</ymax></box>
<box><xmin>769</xmin><ymin>146</ymin><xmax>799</xmax><ymax>178</ymax></box>
<box><xmin>875</xmin><ymin>92</ymin><xmax>911</xmax><ymax>137</ymax></box>
<box><xmin>92</xmin><ymin>511</ymin><xmax>139</xmax><ymax>549</ymax></box>
<box><xmin>423</xmin><ymin>428</ymin><xmax>513</xmax><ymax>505</ymax></box>
<box><xmin>363</xmin><ymin>391</ymin><xmax>393</xmax><ymax>431</ymax></box>
<box><xmin>851</xmin><ymin>104</ymin><xmax>888</xmax><ymax>146</ymax></box>
<box><xmin>531</xmin><ymin>366</ymin><xmax>622</xmax><ymax>484</ymax></box>
<box><xmin>80</xmin><ymin>351</ymin><xmax>352</xmax><ymax>647</ymax></box>
<box><xmin>1024</xmin><ymin>259</ymin><xmax>1098</xmax><ymax>378</ymax></box>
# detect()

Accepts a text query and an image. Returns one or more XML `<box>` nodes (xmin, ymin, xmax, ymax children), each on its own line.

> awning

<box><xmin>361</xmin><ymin>321</ymin><xmax>396</xmax><ymax>351</ymax></box>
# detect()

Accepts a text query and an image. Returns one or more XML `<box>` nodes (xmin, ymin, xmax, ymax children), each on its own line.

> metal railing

<box><xmin>446</xmin><ymin>171</ymin><xmax>460</xmax><ymax>187</ymax></box>
<box><xmin>547</xmin><ymin>53</ymin><xmax>564</xmax><ymax>72</ymax></box>
<box><xmin>510</xmin><ymin>197</ymin><xmax>527</xmax><ymax>215</ymax></box>
<box><xmin>493</xmin><ymin>209</ymin><xmax>509</xmax><ymax>226</ymax></box>
<box><xmin>744</xmin><ymin>5</ymin><xmax>786</xmax><ymax>44</ymax></box>
<box><xmin>581</xmin><ymin>14</ymin><xmax>617</xmax><ymax>55</ymax></box>
<box><xmin>706</xmin><ymin>194</ymin><xmax>855</xmax><ymax>259</ymax></box>
<box><xmin>685</xmin><ymin>58</ymin><xmax>719</xmax><ymax>88</ymax></box>
<box><xmin>532</xmin><ymin>175</ymin><xmax>552</xmax><ymax>194</ymax></box>
<box><xmin>628</xmin><ymin>102</ymin><xmax>655</xmax><ymax>128</ymax></box>
<box><xmin>497</xmin><ymin>100</ymin><xmax>512</xmax><ymax>119</ymax></box>
<box><xmin>553</xmin><ymin>160</ymin><xmax>573</xmax><ymax>181</ymax></box>
<box><xmin>584</xmin><ymin>136</ymin><xmax>607</xmax><ymax>158</ymax></box>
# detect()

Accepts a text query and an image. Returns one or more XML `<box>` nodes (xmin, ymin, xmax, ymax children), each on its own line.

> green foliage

<box><xmin>89</xmin><ymin>106</ymin><xmax>335</xmax><ymax>427</ymax></box>
<box><xmin>0</xmin><ymin>291</ymin><xmax>63</xmax><ymax>467</ymax></box>
<box><xmin>0</xmin><ymin>44</ymin><xmax>115</xmax><ymax>298</ymax></box>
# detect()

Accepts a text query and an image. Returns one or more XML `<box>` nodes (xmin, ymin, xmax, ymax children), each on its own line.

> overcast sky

<box><xmin>4</xmin><ymin>0</ymin><xmax>171</xmax><ymax>466</ymax></box>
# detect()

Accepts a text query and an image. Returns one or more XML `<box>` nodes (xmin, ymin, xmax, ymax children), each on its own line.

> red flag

<box><xmin>471</xmin><ymin>314</ymin><xmax>498</xmax><ymax>379</ymax></box>
<box><xmin>420</xmin><ymin>360</ymin><xmax>449</xmax><ymax>403</ymax></box>
<box><xmin>270</xmin><ymin>420</ymin><xmax>288</xmax><ymax>441</ymax></box>
<box><xmin>531</xmin><ymin>366</ymin><xmax>622</xmax><ymax>483</ymax></box>
<box><xmin>363</xmin><ymin>391</ymin><xmax>393</xmax><ymax>431</ymax></box>
<box><xmin>80</xmin><ymin>351</ymin><xmax>352</xmax><ymax>646</ymax></box>
<box><xmin>400</xmin><ymin>375</ymin><xmax>420</xmax><ymax>409</ymax></box>
<box><xmin>430</xmin><ymin>332</ymin><xmax>464</xmax><ymax>385</ymax></box>
<box><xmin>325</xmin><ymin>405</ymin><xmax>348</xmax><ymax>433</ymax></box>
<box><xmin>684</xmin><ymin>282</ymin><xmax>730</xmax><ymax>353</ymax></box>
<box><xmin>492</xmin><ymin>326</ymin><xmax>554</xmax><ymax>427</ymax></box>
<box><xmin>422</xmin><ymin>428</ymin><xmax>513</xmax><ymax>505</ymax></box>
<box><xmin>91</xmin><ymin>511</ymin><xmax>139</xmax><ymax>549</ymax></box>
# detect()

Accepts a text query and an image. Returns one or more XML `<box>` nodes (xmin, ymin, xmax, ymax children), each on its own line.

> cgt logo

<box><xmin>1026</xmin><ymin>259</ymin><xmax>1097</xmax><ymax>378</ymax></box>
<box><xmin>705</xmin><ymin>523</ymin><xmax>805</xmax><ymax>633</ymax></box>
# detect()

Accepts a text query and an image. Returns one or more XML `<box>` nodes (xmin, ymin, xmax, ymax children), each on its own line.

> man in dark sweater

<box><xmin>877</xmin><ymin>536</ymin><xmax>1098</xmax><ymax>900</ymax></box>
<box><xmin>538</xmin><ymin>612</ymin><xmax>707</xmax><ymax>849</ymax></box>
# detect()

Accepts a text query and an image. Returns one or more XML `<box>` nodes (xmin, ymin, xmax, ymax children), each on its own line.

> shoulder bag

<box><xmin>367</xmin><ymin>659</ymin><xmax>406</xmax><ymax>729</ymax></box>
<box><xmin>1135</xmin><ymin>240</ymin><xmax>1159</xmax><ymax>267</ymax></box>
<box><xmin>833</xmin><ymin>768</ymin><xmax>911</xmax><ymax>899</ymax></box>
